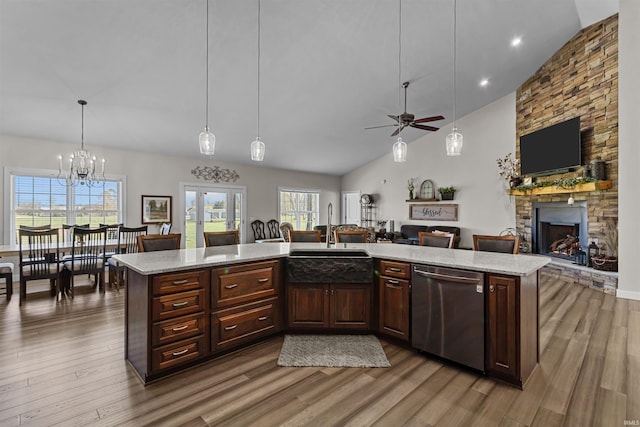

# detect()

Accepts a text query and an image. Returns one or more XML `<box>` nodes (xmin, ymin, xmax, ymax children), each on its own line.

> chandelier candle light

<box><xmin>57</xmin><ymin>100</ymin><xmax>105</xmax><ymax>187</ymax></box>
<box><xmin>199</xmin><ymin>0</ymin><xmax>215</xmax><ymax>155</ymax></box>
<box><xmin>445</xmin><ymin>0</ymin><xmax>463</xmax><ymax>156</ymax></box>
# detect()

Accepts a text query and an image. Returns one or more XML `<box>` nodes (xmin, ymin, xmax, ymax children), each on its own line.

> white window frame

<box><xmin>4</xmin><ymin>167</ymin><xmax>126</xmax><ymax>245</ymax></box>
<box><xmin>278</xmin><ymin>187</ymin><xmax>320</xmax><ymax>231</ymax></box>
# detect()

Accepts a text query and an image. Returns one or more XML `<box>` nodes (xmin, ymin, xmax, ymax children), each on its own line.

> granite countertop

<box><xmin>113</xmin><ymin>242</ymin><xmax>550</xmax><ymax>277</ymax></box>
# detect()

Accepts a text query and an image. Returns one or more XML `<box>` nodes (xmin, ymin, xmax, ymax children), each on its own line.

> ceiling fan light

<box><xmin>199</xmin><ymin>128</ymin><xmax>216</xmax><ymax>155</ymax></box>
<box><xmin>393</xmin><ymin>137</ymin><xmax>407</xmax><ymax>162</ymax></box>
<box><xmin>446</xmin><ymin>127</ymin><xmax>463</xmax><ymax>156</ymax></box>
<box><xmin>251</xmin><ymin>136</ymin><xmax>265</xmax><ymax>161</ymax></box>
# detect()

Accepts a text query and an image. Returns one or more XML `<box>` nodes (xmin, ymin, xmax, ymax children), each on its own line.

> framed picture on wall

<box><xmin>142</xmin><ymin>195</ymin><xmax>172</xmax><ymax>224</ymax></box>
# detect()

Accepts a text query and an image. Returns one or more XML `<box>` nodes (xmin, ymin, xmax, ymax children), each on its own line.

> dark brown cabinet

<box><xmin>486</xmin><ymin>272</ymin><xmax>539</xmax><ymax>388</ymax></box>
<box><xmin>377</xmin><ymin>260</ymin><xmax>410</xmax><ymax>341</ymax></box>
<box><xmin>287</xmin><ymin>283</ymin><xmax>371</xmax><ymax>330</ymax></box>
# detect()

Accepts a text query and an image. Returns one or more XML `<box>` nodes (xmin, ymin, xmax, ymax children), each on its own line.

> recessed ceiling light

<box><xmin>480</xmin><ymin>78</ymin><xmax>489</xmax><ymax>87</ymax></box>
<box><xmin>511</xmin><ymin>37</ymin><xmax>522</xmax><ymax>47</ymax></box>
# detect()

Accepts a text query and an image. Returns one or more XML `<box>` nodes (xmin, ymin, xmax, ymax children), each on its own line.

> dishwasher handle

<box><xmin>414</xmin><ymin>269</ymin><xmax>482</xmax><ymax>284</ymax></box>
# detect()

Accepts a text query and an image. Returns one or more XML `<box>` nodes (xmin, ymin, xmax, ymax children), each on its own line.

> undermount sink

<box><xmin>287</xmin><ymin>249</ymin><xmax>372</xmax><ymax>283</ymax></box>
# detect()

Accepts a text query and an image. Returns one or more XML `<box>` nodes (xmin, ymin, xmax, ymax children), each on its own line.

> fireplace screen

<box><xmin>539</xmin><ymin>222</ymin><xmax>580</xmax><ymax>259</ymax></box>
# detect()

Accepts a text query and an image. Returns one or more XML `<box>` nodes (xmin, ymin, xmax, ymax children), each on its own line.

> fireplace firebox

<box><xmin>539</xmin><ymin>222</ymin><xmax>580</xmax><ymax>260</ymax></box>
<box><xmin>533</xmin><ymin>201</ymin><xmax>587</xmax><ymax>261</ymax></box>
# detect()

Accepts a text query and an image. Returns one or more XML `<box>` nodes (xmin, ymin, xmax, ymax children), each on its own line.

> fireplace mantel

<box><xmin>509</xmin><ymin>180</ymin><xmax>612</xmax><ymax>197</ymax></box>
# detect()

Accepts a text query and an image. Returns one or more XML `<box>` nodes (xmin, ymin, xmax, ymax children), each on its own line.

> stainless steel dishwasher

<box><xmin>411</xmin><ymin>264</ymin><xmax>485</xmax><ymax>371</ymax></box>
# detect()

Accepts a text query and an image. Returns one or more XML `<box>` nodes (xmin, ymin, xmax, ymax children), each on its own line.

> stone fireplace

<box><xmin>532</xmin><ymin>201</ymin><xmax>587</xmax><ymax>260</ymax></box>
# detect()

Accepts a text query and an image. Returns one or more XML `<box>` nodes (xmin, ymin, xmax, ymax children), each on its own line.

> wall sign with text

<box><xmin>409</xmin><ymin>204</ymin><xmax>458</xmax><ymax>221</ymax></box>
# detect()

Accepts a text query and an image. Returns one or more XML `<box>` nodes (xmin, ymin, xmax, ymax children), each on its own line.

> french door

<box><xmin>182</xmin><ymin>184</ymin><xmax>246</xmax><ymax>248</ymax></box>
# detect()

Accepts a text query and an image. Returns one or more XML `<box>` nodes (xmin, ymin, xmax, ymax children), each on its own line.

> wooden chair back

<box><xmin>118</xmin><ymin>226</ymin><xmax>148</xmax><ymax>255</ymax></box>
<box><xmin>137</xmin><ymin>234</ymin><xmax>181</xmax><ymax>252</ymax></box>
<box><xmin>418</xmin><ymin>232</ymin><xmax>456</xmax><ymax>248</ymax></box>
<box><xmin>335</xmin><ymin>229</ymin><xmax>368</xmax><ymax>243</ymax></box>
<box><xmin>251</xmin><ymin>220</ymin><xmax>266</xmax><ymax>240</ymax></box>
<box><xmin>279</xmin><ymin>222</ymin><xmax>293</xmax><ymax>242</ymax></box>
<box><xmin>266</xmin><ymin>219</ymin><xmax>280</xmax><ymax>239</ymax></box>
<box><xmin>18</xmin><ymin>228</ymin><xmax>60</xmax><ymax>280</ymax></box>
<box><xmin>204</xmin><ymin>230</ymin><xmax>239</xmax><ymax>247</ymax></box>
<box><xmin>68</xmin><ymin>226</ymin><xmax>108</xmax><ymax>274</ymax></box>
<box><xmin>473</xmin><ymin>234</ymin><xmax>520</xmax><ymax>254</ymax></box>
<box><xmin>100</xmin><ymin>223</ymin><xmax>123</xmax><ymax>240</ymax></box>
<box><xmin>290</xmin><ymin>230</ymin><xmax>322</xmax><ymax>242</ymax></box>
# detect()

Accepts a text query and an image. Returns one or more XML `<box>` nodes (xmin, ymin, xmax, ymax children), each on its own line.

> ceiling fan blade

<box><xmin>391</xmin><ymin>125</ymin><xmax>406</xmax><ymax>137</ymax></box>
<box><xmin>365</xmin><ymin>124</ymin><xmax>400</xmax><ymax>130</ymax></box>
<box><xmin>387</xmin><ymin>115</ymin><xmax>400</xmax><ymax>122</ymax></box>
<box><xmin>413</xmin><ymin>115</ymin><xmax>445</xmax><ymax>124</ymax></box>
<box><xmin>410</xmin><ymin>123</ymin><xmax>439</xmax><ymax>132</ymax></box>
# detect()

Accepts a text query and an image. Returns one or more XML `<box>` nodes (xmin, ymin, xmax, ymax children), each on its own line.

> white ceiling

<box><xmin>0</xmin><ymin>0</ymin><xmax>618</xmax><ymax>176</ymax></box>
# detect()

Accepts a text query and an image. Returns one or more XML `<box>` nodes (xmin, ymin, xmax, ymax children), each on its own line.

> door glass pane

<box><xmin>234</xmin><ymin>193</ymin><xmax>242</xmax><ymax>231</ymax></box>
<box><xmin>185</xmin><ymin>190</ymin><xmax>197</xmax><ymax>248</ymax></box>
<box><xmin>203</xmin><ymin>192</ymin><xmax>227</xmax><ymax>233</ymax></box>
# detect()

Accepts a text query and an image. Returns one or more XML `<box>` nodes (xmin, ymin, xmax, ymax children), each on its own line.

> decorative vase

<box><xmin>509</xmin><ymin>176</ymin><xmax>522</xmax><ymax>188</ymax></box>
<box><xmin>440</xmin><ymin>192</ymin><xmax>454</xmax><ymax>201</ymax></box>
<box><xmin>409</xmin><ymin>190</ymin><xmax>413</xmax><ymax>200</ymax></box>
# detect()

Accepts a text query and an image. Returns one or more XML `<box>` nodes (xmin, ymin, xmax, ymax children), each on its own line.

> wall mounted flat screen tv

<box><xmin>520</xmin><ymin>117</ymin><xmax>581</xmax><ymax>176</ymax></box>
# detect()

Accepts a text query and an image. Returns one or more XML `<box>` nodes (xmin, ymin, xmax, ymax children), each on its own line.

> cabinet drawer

<box><xmin>152</xmin><ymin>313</ymin><xmax>206</xmax><ymax>347</ymax></box>
<box><xmin>152</xmin><ymin>270</ymin><xmax>207</xmax><ymax>296</ymax></box>
<box><xmin>151</xmin><ymin>335</ymin><xmax>206</xmax><ymax>372</ymax></box>
<box><xmin>212</xmin><ymin>262</ymin><xmax>277</xmax><ymax>308</ymax></box>
<box><xmin>212</xmin><ymin>301</ymin><xmax>277</xmax><ymax>351</ymax></box>
<box><xmin>152</xmin><ymin>289</ymin><xmax>205</xmax><ymax>321</ymax></box>
<box><xmin>379</xmin><ymin>260</ymin><xmax>410</xmax><ymax>279</ymax></box>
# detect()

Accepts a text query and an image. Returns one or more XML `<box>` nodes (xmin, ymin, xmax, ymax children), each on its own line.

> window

<box><xmin>279</xmin><ymin>188</ymin><xmax>319</xmax><ymax>231</ymax></box>
<box><xmin>7</xmin><ymin>168</ymin><xmax>124</xmax><ymax>244</ymax></box>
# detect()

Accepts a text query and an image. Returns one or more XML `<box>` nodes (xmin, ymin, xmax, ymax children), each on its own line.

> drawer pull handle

<box><xmin>172</xmin><ymin>301</ymin><xmax>189</xmax><ymax>308</ymax></box>
<box><xmin>388</xmin><ymin>267</ymin><xmax>402</xmax><ymax>272</ymax></box>
<box><xmin>386</xmin><ymin>279</ymin><xmax>399</xmax><ymax>284</ymax></box>
<box><xmin>172</xmin><ymin>348</ymin><xmax>190</xmax><ymax>357</ymax></box>
<box><xmin>258</xmin><ymin>315</ymin><xmax>269</xmax><ymax>321</ymax></box>
<box><xmin>257</xmin><ymin>278</ymin><xmax>269</xmax><ymax>283</ymax></box>
<box><xmin>225</xmin><ymin>283</ymin><xmax>239</xmax><ymax>289</ymax></box>
<box><xmin>172</xmin><ymin>279</ymin><xmax>188</xmax><ymax>285</ymax></box>
<box><xmin>172</xmin><ymin>324</ymin><xmax>189</xmax><ymax>332</ymax></box>
<box><xmin>490</xmin><ymin>285</ymin><xmax>495</xmax><ymax>293</ymax></box>
<box><xmin>224</xmin><ymin>324</ymin><xmax>238</xmax><ymax>331</ymax></box>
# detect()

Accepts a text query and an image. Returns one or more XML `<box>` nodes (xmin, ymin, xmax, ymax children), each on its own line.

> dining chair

<box><xmin>107</xmin><ymin>225</ymin><xmax>148</xmax><ymax>290</ymax></box>
<box><xmin>251</xmin><ymin>220</ymin><xmax>266</xmax><ymax>240</ymax></box>
<box><xmin>473</xmin><ymin>234</ymin><xmax>520</xmax><ymax>254</ymax></box>
<box><xmin>418</xmin><ymin>231</ymin><xmax>456</xmax><ymax>248</ymax></box>
<box><xmin>290</xmin><ymin>230</ymin><xmax>322</xmax><ymax>242</ymax></box>
<box><xmin>0</xmin><ymin>258</ymin><xmax>14</xmax><ymax>301</ymax></box>
<box><xmin>18</xmin><ymin>228</ymin><xmax>60</xmax><ymax>304</ymax></box>
<box><xmin>63</xmin><ymin>226</ymin><xmax>108</xmax><ymax>297</ymax></box>
<box><xmin>266</xmin><ymin>219</ymin><xmax>281</xmax><ymax>239</ymax></box>
<box><xmin>61</xmin><ymin>223</ymin><xmax>90</xmax><ymax>244</ymax></box>
<box><xmin>137</xmin><ymin>234</ymin><xmax>182</xmax><ymax>252</ymax></box>
<box><xmin>335</xmin><ymin>229</ymin><xmax>368</xmax><ymax>243</ymax></box>
<box><xmin>100</xmin><ymin>223</ymin><xmax>122</xmax><ymax>241</ymax></box>
<box><xmin>204</xmin><ymin>230</ymin><xmax>239</xmax><ymax>247</ymax></box>
<box><xmin>19</xmin><ymin>224</ymin><xmax>52</xmax><ymax>231</ymax></box>
<box><xmin>280</xmin><ymin>222</ymin><xmax>293</xmax><ymax>242</ymax></box>
<box><xmin>159</xmin><ymin>223</ymin><xmax>172</xmax><ymax>235</ymax></box>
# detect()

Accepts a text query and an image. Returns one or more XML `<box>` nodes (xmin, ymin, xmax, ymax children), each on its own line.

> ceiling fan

<box><xmin>365</xmin><ymin>81</ymin><xmax>444</xmax><ymax>136</ymax></box>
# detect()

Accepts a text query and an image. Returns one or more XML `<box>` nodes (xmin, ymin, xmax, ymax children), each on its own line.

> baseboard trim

<box><xmin>616</xmin><ymin>289</ymin><xmax>640</xmax><ymax>301</ymax></box>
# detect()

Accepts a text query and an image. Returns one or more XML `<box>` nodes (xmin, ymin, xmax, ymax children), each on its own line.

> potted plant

<box><xmin>438</xmin><ymin>186</ymin><xmax>456</xmax><ymax>200</ymax></box>
<box><xmin>496</xmin><ymin>153</ymin><xmax>522</xmax><ymax>188</ymax></box>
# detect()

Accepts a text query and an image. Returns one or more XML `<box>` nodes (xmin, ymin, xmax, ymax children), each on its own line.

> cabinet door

<box><xmin>487</xmin><ymin>275</ymin><xmax>518</xmax><ymax>378</ymax></box>
<box><xmin>287</xmin><ymin>284</ymin><xmax>329</xmax><ymax>328</ymax></box>
<box><xmin>330</xmin><ymin>284</ymin><xmax>371</xmax><ymax>329</ymax></box>
<box><xmin>378</xmin><ymin>276</ymin><xmax>410</xmax><ymax>341</ymax></box>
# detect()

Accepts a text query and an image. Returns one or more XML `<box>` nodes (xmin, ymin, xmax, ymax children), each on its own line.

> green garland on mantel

<box><xmin>513</xmin><ymin>176</ymin><xmax>596</xmax><ymax>192</ymax></box>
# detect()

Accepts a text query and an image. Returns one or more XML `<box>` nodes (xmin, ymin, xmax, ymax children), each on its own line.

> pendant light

<box><xmin>393</xmin><ymin>0</ymin><xmax>407</xmax><ymax>162</ymax></box>
<box><xmin>57</xmin><ymin>100</ymin><xmax>106</xmax><ymax>187</ymax></box>
<box><xmin>199</xmin><ymin>0</ymin><xmax>215</xmax><ymax>155</ymax></box>
<box><xmin>250</xmin><ymin>0</ymin><xmax>265</xmax><ymax>161</ymax></box>
<box><xmin>445</xmin><ymin>0</ymin><xmax>463</xmax><ymax>156</ymax></box>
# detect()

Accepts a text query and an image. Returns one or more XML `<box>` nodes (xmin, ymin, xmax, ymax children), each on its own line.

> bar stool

<box><xmin>0</xmin><ymin>261</ymin><xmax>13</xmax><ymax>301</ymax></box>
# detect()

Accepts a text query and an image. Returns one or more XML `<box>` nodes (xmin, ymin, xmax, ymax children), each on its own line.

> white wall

<box><xmin>617</xmin><ymin>0</ymin><xmax>640</xmax><ymax>301</ymax></box>
<box><xmin>0</xmin><ymin>134</ymin><xmax>341</xmax><ymax>245</ymax></box>
<box><xmin>341</xmin><ymin>93</ymin><xmax>517</xmax><ymax>249</ymax></box>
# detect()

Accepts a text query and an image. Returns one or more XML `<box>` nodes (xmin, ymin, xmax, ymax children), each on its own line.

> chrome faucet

<box><xmin>327</xmin><ymin>202</ymin><xmax>333</xmax><ymax>247</ymax></box>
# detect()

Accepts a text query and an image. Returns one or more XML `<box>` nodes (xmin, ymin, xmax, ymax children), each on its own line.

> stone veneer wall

<box><xmin>515</xmin><ymin>14</ymin><xmax>618</xmax><ymax>257</ymax></box>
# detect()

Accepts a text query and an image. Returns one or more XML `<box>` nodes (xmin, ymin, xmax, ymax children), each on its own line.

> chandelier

<box><xmin>199</xmin><ymin>0</ymin><xmax>215</xmax><ymax>155</ymax></box>
<box><xmin>445</xmin><ymin>0</ymin><xmax>463</xmax><ymax>156</ymax></box>
<box><xmin>57</xmin><ymin>100</ymin><xmax>105</xmax><ymax>187</ymax></box>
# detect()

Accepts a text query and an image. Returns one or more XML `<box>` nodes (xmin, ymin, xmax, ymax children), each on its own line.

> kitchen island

<box><xmin>114</xmin><ymin>243</ymin><xmax>549</xmax><ymax>387</ymax></box>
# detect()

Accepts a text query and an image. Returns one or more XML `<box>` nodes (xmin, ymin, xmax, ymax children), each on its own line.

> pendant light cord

<box><xmin>257</xmin><ymin>0</ymin><xmax>261</xmax><ymax>136</ymax></box>
<box><xmin>81</xmin><ymin>102</ymin><xmax>85</xmax><ymax>150</ymax></box>
<box><xmin>398</xmin><ymin>0</ymin><xmax>402</xmax><ymax>113</ymax></box>
<box><xmin>205</xmin><ymin>0</ymin><xmax>210</xmax><ymax>130</ymax></box>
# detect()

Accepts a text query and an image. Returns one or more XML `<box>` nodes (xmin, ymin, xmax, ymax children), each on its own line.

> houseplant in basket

<box><xmin>591</xmin><ymin>220</ymin><xmax>618</xmax><ymax>272</ymax></box>
<box><xmin>438</xmin><ymin>187</ymin><xmax>456</xmax><ymax>201</ymax></box>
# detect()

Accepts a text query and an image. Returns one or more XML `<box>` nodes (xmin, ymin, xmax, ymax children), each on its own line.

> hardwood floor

<box><xmin>0</xmin><ymin>269</ymin><xmax>638</xmax><ymax>426</ymax></box>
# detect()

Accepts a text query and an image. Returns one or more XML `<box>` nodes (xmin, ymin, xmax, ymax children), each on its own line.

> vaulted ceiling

<box><xmin>0</xmin><ymin>0</ymin><xmax>618</xmax><ymax>175</ymax></box>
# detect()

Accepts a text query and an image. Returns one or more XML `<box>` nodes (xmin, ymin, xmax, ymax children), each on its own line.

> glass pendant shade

<box><xmin>199</xmin><ymin>127</ymin><xmax>216</xmax><ymax>155</ymax></box>
<box><xmin>393</xmin><ymin>137</ymin><xmax>407</xmax><ymax>162</ymax></box>
<box><xmin>250</xmin><ymin>136</ymin><xmax>265</xmax><ymax>161</ymax></box>
<box><xmin>446</xmin><ymin>127</ymin><xmax>463</xmax><ymax>156</ymax></box>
